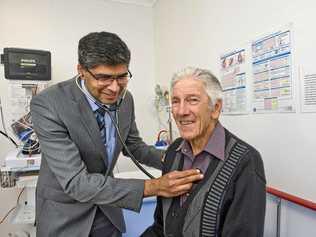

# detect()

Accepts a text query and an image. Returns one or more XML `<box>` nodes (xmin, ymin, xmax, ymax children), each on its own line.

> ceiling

<box><xmin>108</xmin><ymin>0</ymin><xmax>158</xmax><ymax>7</ymax></box>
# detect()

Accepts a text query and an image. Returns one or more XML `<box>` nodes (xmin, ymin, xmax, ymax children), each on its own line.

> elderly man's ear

<box><xmin>211</xmin><ymin>100</ymin><xmax>222</xmax><ymax>120</ymax></box>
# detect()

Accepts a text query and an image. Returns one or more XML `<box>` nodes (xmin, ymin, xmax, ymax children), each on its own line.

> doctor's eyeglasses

<box><xmin>86</xmin><ymin>68</ymin><xmax>132</xmax><ymax>85</ymax></box>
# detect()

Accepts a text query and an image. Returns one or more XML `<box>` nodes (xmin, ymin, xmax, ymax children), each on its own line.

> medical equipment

<box><xmin>11</xmin><ymin>112</ymin><xmax>40</xmax><ymax>155</ymax></box>
<box><xmin>154</xmin><ymin>84</ymin><xmax>173</xmax><ymax>142</ymax></box>
<box><xmin>75</xmin><ymin>75</ymin><xmax>156</xmax><ymax>179</ymax></box>
<box><xmin>1</xmin><ymin>47</ymin><xmax>50</xmax><ymax>155</ymax></box>
<box><xmin>2</xmin><ymin>47</ymin><xmax>51</xmax><ymax>81</ymax></box>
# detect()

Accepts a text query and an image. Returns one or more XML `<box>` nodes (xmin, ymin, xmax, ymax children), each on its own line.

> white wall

<box><xmin>265</xmin><ymin>194</ymin><xmax>316</xmax><ymax>237</ymax></box>
<box><xmin>154</xmin><ymin>0</ymin><xmax>316</xmax><ymax>236</ymax></box>
<box><xmin>154</xmin><ymin>0</ymin><xmax>316</xmax><ymax>199</ymax></box>
<box><xmin>0</xmin><ymin>0</ymin><xmax>158</xmax><ymax>234</ymax></box>
<box><xmin>1</xmin><ymin>0</ymin><xmax>316</xmax><ymax>236</ymax></box>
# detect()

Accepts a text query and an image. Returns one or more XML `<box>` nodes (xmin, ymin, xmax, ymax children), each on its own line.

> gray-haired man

<box><xmin>142</xmin><ymin>67</ymin><xmax>266</xmax><ymax>237</ymax></box>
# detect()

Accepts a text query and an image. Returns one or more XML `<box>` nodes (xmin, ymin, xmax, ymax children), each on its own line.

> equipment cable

<box><xmin>0</xmin><ymin>97</ymin><xmax>18</xmax><ymax>148</ymax></box>
<box><xmin>0</xmin><ymin>187</ymin><xmax>25</xmax><ymax>224</ymax></box>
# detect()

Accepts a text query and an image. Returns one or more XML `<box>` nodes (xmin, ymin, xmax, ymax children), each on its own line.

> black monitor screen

<box><xmin>3</xmin><ymin>48</ymin><xmax>51</xmax><ymax>81</ymax></box>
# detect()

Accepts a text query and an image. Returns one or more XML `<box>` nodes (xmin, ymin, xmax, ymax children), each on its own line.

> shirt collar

<box><xmin>176</xmin><ymin>122</ymin><xmax>225</xmax><ymax>161</ymax></box>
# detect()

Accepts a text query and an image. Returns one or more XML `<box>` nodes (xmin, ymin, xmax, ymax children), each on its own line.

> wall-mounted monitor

<box><xmin>3</xmin><ymin>48</ymin><xmax>51</xmax><ymax>81</ymax></box>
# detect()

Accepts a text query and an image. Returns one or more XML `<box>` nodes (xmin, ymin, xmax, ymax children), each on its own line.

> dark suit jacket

<box><xmin>31</xmin><ymin>77</ymin><xmax>162</xmax><ymax>237</ymax></box>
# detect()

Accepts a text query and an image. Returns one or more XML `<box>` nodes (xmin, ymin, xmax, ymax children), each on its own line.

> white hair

<box><xmin>170</xmin><ymin>66</ymin><xmax>223</xmax><ymax>108</ymax></box>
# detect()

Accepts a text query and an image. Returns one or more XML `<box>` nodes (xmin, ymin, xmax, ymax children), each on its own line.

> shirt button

<box><xmin>186</xmin><ymin>193</ymin><xmax>190</xmax><ymax>196</ymax></box>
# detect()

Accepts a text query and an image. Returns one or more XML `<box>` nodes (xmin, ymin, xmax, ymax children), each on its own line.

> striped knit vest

<box><xmin>162</xmin><ymin>135</ymin><xmax>249</xmax><ymax>237</ymax></box>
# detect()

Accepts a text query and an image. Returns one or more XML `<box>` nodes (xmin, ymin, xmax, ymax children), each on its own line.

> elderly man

<box><xmin>142</xmin><ymin>67</ymin><xmax>266</xmax><ymax>237</ymax></box>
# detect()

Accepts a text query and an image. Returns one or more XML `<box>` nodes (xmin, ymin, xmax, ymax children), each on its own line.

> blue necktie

<box><xmin>95</xmin><ymin>108</ymin><xmax>106</xmax><ymax>145</ymax></box>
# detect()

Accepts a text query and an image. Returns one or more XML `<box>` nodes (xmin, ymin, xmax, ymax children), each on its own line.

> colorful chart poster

<box><xmin>251</xmin><ymin>28</ymin><xmax>295</xmax><ymax>113</ymax></box>
<box><xmin>220</xmin><ymin>49</ymin><xmax>249</xmax><ymax>114</ymax></box>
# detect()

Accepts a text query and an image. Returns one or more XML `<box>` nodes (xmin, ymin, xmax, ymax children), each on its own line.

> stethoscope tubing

<box><xmin>75</xmin><ymin>75</ymin><xmax>156</xmax><ymax>179</ymax></box>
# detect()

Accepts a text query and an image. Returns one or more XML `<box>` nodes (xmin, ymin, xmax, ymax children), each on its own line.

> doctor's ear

<box><xmin>77</xmin><ymin>64</ymin><xmax>84</xmax><ymax>78</ymax></box>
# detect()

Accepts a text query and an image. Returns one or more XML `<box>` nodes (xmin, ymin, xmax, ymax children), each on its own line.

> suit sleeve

<box><xmin>31</xmin><ymin>93</ymin><xmax>144</xmax><ymax>212</ymax></box>
<box><xmin>221</xmin><ymin>149</ymin><xmax>266</xmax><ymax>237</ymax></box>
<box><xmin>122</xmin><ymin>93</ymin><xmax>163</xmax><ymax>170</ymax></box>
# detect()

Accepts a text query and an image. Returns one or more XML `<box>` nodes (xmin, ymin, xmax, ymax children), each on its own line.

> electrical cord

<box><xmin>0</xmin><ymin>97</ymin><xmax>8</xmax><ymax>134</ymax></box>
<box><xmin>0</xmin><ymin>130</ymin><xmax>18</xmax><ymax>148</ymax></box>
<box><xmin>157</xmin><ymin>129</ymin><xmax>168</xmax><ymax>142</ymax></box>
<box><xmin>0</xmin><ymin>97</ymin><xmax>18</xmax><ymax>147</ymax></box>
<box><xmin>0</xmin><ymin>187</ymin><xmax>25</xmax><ymax>224</ymax></box>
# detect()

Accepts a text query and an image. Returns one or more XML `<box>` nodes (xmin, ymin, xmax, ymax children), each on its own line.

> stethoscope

<box><xmin>75</xmin><ymin>75</ymin><xmax>155</xmax><ymax>179</ymax></box>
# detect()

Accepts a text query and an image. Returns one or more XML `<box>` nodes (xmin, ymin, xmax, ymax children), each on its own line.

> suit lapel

<box><xmin>71</xmin><ymin>79</ymin><xmax>108</xmax><ymax>167</ymax></box>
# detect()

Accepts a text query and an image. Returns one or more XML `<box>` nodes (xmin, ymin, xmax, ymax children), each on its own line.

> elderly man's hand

<box><xmin>144</xmin><ymin>169</ymin><xmax>203</xmax><ymax>197</ymax></box>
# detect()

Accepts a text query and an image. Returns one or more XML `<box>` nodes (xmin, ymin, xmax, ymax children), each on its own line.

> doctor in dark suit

<box><xmin>30</xmin><ymin>32</ymin><xmax>203</xmax><ymax>237</ymax></box>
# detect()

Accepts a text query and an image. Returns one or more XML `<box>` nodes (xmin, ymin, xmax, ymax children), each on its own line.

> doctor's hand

<box><xmin>143</xmin><ymin>169</ymin><xmax>203</xmax><ymax>198</ymax></box>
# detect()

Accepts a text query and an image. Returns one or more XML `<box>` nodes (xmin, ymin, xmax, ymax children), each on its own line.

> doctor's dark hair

<box><xmin>170</xmin><ymin>67</ymin><xmax>223</xmax><ymax>109</ymax></box>
<box><xmin>78</xmin><ymin>31</ymin><xmax>131</xmax><ymax>69</ymax></box>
